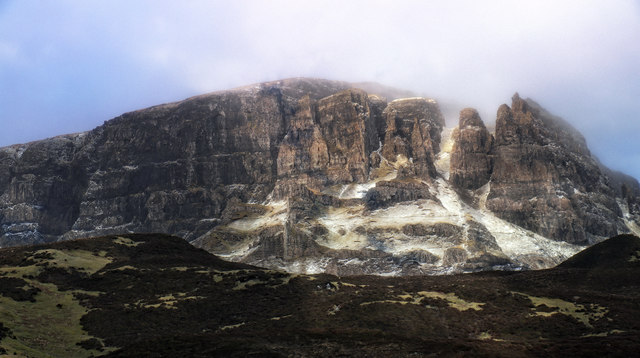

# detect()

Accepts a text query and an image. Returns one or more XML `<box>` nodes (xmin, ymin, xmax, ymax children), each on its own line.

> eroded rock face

<box><xmin>0</xmin><ymin>135</ymin><xmax>87</xmax><ymax>246</ymax></box>
<box><xmin>486</xmin><ymin>94</ymin><xmax>623</xmax><ymax>244</ymax></box>
<box><xmin>0</xmin><ymin>79</ymin><xmax>438</xmax><ymax>247</ymax></box>
<box><xmin>1</xmin><ymin>79</ymin><xmax>638</xmax><ymax>276</ymax></box>
<box><xmin>364</xmin><ymin>180</ymin><xmax>435</xmax><ymax>210</ymax></box>
<box><xmin>276</xmin><ymin>89</ymin><xmax>378</xmax><ymax>189</ymax></box>
<box><xmin>70</xmin><ymin>86</ymin><xmax>291</xmax><ymax>242</ymax></box>
<box><xmin>449</xmin><ymin>108</ymin><xmax>494</xmax><ymax>190</ymax></box>
<box><xmin>381</xmin><ymin>98</ymin><xmax>445</xmax><ymax>179</ymax></box>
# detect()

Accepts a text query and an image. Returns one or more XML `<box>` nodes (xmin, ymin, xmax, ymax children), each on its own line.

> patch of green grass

<box><xmin>0</xmin><ymin>248</ymin><xmax>115</xmax><ymax>356</ymax></box>
<box><xmin>124</xmin><ymin>293</ymin><xmax>206</xmax><ymax>310</ymax></box>
<box><xmin>0</xmin><ymin>265</ymin><xmax>41</xmax><ymax>279</ymax></box>
<box><xmin>514</xmin><ymin>292</ymin><xmax>608</xmax><ymax>328</ymax></box>
<box><xmin>582</xmin><ymin>329</ymin><xmax>626</xmax><ymax>337</ymax></box>
<box><xmin>417</xmin><ymin>291</ymin><xmax>485</xmax><ymax>311</ymax></box>
<box><xmin>0</xmin><ymin>281</ymin><xmax>113</xmax><ymax>357</ymax></box>
<box><xmin>231</xmin><ymin>270</ymin><xmax>296</xmax><ymax>290</ymax></box>
<box><xmin>361</xmin><ymin>291</ymin><xmax>484</xmax><ymax>311</ymax></box>
<box><xmin>30</xmin><ymin>249</ymin><xmax>113</xmax><ymax>275</ymax></box>
<box><xmin>113</xmin><ymin>236</ymin><xmax>143</xmax><ymax>247</ymax></box>
<box><xmin>0</xmin><ymin>248</ymin><xmax>111</xmax><ymax>280</ymax></box>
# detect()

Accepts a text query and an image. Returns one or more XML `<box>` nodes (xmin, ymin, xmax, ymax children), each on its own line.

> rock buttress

<box><xmin>486</xmin><ymin>93</ymin><xmax>623</xmax><ymax>244</ymax></box>
<box><xmin>449</xmin><ymin>108</ymin><xmax>494</xmax><ymax>190</ymax></box>
<box><xmin>381</xmin><ymin>98</ymin><xmax>445</xmax><ymax>179</ymax></box>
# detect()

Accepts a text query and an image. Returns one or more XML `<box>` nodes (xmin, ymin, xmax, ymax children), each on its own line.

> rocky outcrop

<box><xmin>446</xmin><ymin>94</ymin><xmax>638</xmax><ymax>245</ymax></box>
<box><xmin>69</xmin><ymin>85</ymin><xmax>292</xmax><ymax>242</ymax></box>
<box><xmin>381</xmin><ymin>98</ymin><xmax>445</xmax><ymax>179</ymax></box>
<box><xmin>449</xmin><ymin>108</ymin><xmax>494</xmax><ymax>190</ymax></box>
<box><xmin>364</xmin><ymin>180</ymin><xmax>435</xmax><ymax>210</ymax></box>
<box><xmin>273</xmin><ymin>89</ymin><xmax>384</xmax><ymax>199</ymax></box>
<box><xmin>486</xmin><ymin>94</ymin><xmax>624</xmax><ymax>244</ymax></box>
<box><xmin>0</xmin><ymin>134</ymin><xmax>87</xmax><ymax>246</ymax></box>
<box><xmin>598</xmin><ymin>164</ymin><xmax>640</xmax><ymax>222</ymax></box>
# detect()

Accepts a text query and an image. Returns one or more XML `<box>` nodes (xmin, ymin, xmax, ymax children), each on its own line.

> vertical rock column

<box><xmin>449</xmin><ymin>108</ymin><xmax>494</xmax><ymax>190</ymax></box>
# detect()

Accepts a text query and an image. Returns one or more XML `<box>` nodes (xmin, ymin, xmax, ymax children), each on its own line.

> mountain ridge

<box><xmin>1</xmin><ymin>78</ymin><xmax>639</xmax><ymax>275</ymax></box>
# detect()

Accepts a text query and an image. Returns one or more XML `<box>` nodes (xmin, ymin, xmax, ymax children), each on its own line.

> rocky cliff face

<box><xmin>493</xmin><ymin>96</ymin><xmax>624</xmax><ymax>244</ymax></box>
<box><xmin>449</xmin><ymin>108</ymin><xmax>494</xmax><ymax>190</ymax></box>
<box><xmin>1</xmin><ymin>78</ymin><xmax>639</xmax><ymax>275</ymax></box>
<box><xmin>276</xmin><ymin>89</ymin><xmax>378</xmax><ymax>190</ymax></box>
<box><xmin>450</xmin><ymin>94</ymin><xmax>626</xmax><ymax>245</ymax></box>
<box><xmin>381</xmin><ymin>98</ymin><xmax>444</xmax><ymax>179</ymax></box>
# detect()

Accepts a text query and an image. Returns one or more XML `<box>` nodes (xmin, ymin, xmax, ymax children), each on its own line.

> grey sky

<box><xmin>1</xmin><ymin>0</ymin><xmax>639</xmax><ymax>179</ymax></box>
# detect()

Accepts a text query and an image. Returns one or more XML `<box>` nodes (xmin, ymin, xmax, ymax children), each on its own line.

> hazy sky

<box><xmin>1</xmin><ymin>1</ymin><xmax>639</xmax><ymax>179</ymax></box>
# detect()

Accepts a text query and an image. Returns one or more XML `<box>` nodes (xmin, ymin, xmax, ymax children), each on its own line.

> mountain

<box><xmin>1</xmin><ymin>78</ymin><xmax>639</xmax><ymax>275</ymax></box>
<box><xmin>0</xmin><ymin>233</ymin><xmax>639</xmax><ymax>357</ymax></box>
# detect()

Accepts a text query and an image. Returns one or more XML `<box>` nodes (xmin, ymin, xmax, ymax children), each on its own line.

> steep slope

<box><xmin>1</xmin><ymin>78</ymin><xmax>639</xmax><ymax>276</ymax></box>
<box><xmin>0</xmin><ymin>233</ymin><xmax>639</xmax><ymax>357</ymax></box>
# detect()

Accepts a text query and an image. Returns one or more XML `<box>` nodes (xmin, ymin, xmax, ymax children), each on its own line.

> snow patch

<box><xmin>227</xmin><ymin>200</ymin><xmax>287</xmax><ymax>232</ymax></box>
<box><xmin>217</xmin><ymin>245</ymin><xmax>259</xmax><ymax>261</ymax></box>
<box><xmin>430</xmin><ymin>177</ymin><xmax>583</xmax><ymax>265</ymax></box>
<box><xmin>311</xmin><ymin>175</ymin><xmax>582</xmax><ymax>269</ymax></box>
<box><xmin>435</xmin><ymin>126</ymin><xmax>455</xmax><ymax>179</ymax></box>
<box><xmin>618</xmin><ymin>199</ymin><xmax>640</xmax><ymax>237</ymax></box>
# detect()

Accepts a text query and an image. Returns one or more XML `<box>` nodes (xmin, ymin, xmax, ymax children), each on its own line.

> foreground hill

<box><xmin>0</xmin><ymin>233</ymin><xmax>639</xmax><ymax>357</ymax></box>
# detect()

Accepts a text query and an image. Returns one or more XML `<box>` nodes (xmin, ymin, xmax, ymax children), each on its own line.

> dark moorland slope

<box><xmin>0</xmin><ymin>233</ymin><xmax>639</xmax><ymax>357</ymax></box>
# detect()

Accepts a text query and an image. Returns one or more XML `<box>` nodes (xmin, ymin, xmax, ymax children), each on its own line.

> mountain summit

<box><xmin>1</xmin><ymin>78</ymin><xmax>639</xmax><ymax>275</ymax></box>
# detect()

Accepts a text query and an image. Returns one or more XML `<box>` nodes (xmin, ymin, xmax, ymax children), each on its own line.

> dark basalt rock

<box><xmin>381</xmin><ymin>98</ymin><xmax>445</xmax><ymax>179</ymax></box>
<box><xmin>0</xmin><ymin>79</ymin><xmax>638</xmax><ymax>276</ymax></box>
<box><xmin>401</xmin><ymin>222</ymin><xmax>463</xmax><ymax>238</ymax></box>
<box><xmin>443</xmin><ymin>247</ymin><xmax>468</xmax><ymax>266</ymax></box>
<box><xmin>276</xmin><ymin>89</ymin><xmax>378</xmax><ymax>189</ymax></box>
<box><xmin>486</xmin><ymin>93</ymin><xmax>624</xmax><ymax>244</ymax></box>
<box><xmin>0</xmin><ymin>134</ymin><xmax>87</xmax><ymax>246</ymax></box>
<box><xmin>1</xmin><ymin>79</ymin><xmax>395</xmax><ymax>246</ymax></box>
<box><xmin>364</xmin><ymin>180</ymin><xmax>436</xmax><ymax>210</ymax></box>
<box><xmin>449</xmin><ymin>108</ymin><xmax>494</xmax><ymax>190</ymax></box>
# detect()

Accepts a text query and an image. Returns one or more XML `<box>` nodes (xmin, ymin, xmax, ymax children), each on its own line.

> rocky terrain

<box><xmin>1</xmin><ymin>233</ymin><xmax>639</xmax><ymax>357</ymax></box>
<box><xmin>1</xmin><ymin>78</ymin><xmax>639</xmax><ymax>275</ymax></box>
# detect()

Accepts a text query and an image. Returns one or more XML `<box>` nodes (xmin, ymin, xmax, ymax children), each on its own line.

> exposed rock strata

<box><xmin>381</xmin><ymin>98</ymin><xmax>445</xmax><ymax>179</ymax></box>
<box><xmin>486</xmin><ymin>94</ymin><xmax>624</xmax><ymax>244</ymax></box>
<box><xmin>449</xmin><ymin>108</ymin><xmax>494</xmax><ymax>190</ymax></box>
<box><xmin>447</xmin><ymin>94</ymin><xmax>633</xmax><ymax>245</ymax></box>
<box><xmin>0</xmin><ymin>78</ymin><xmax>638</xmax><ymax>276</ymax></box>
<box><xmin>275</xmin><ymin>89</ymin><xmax>378</xmax><ymax>190</ymax></box>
